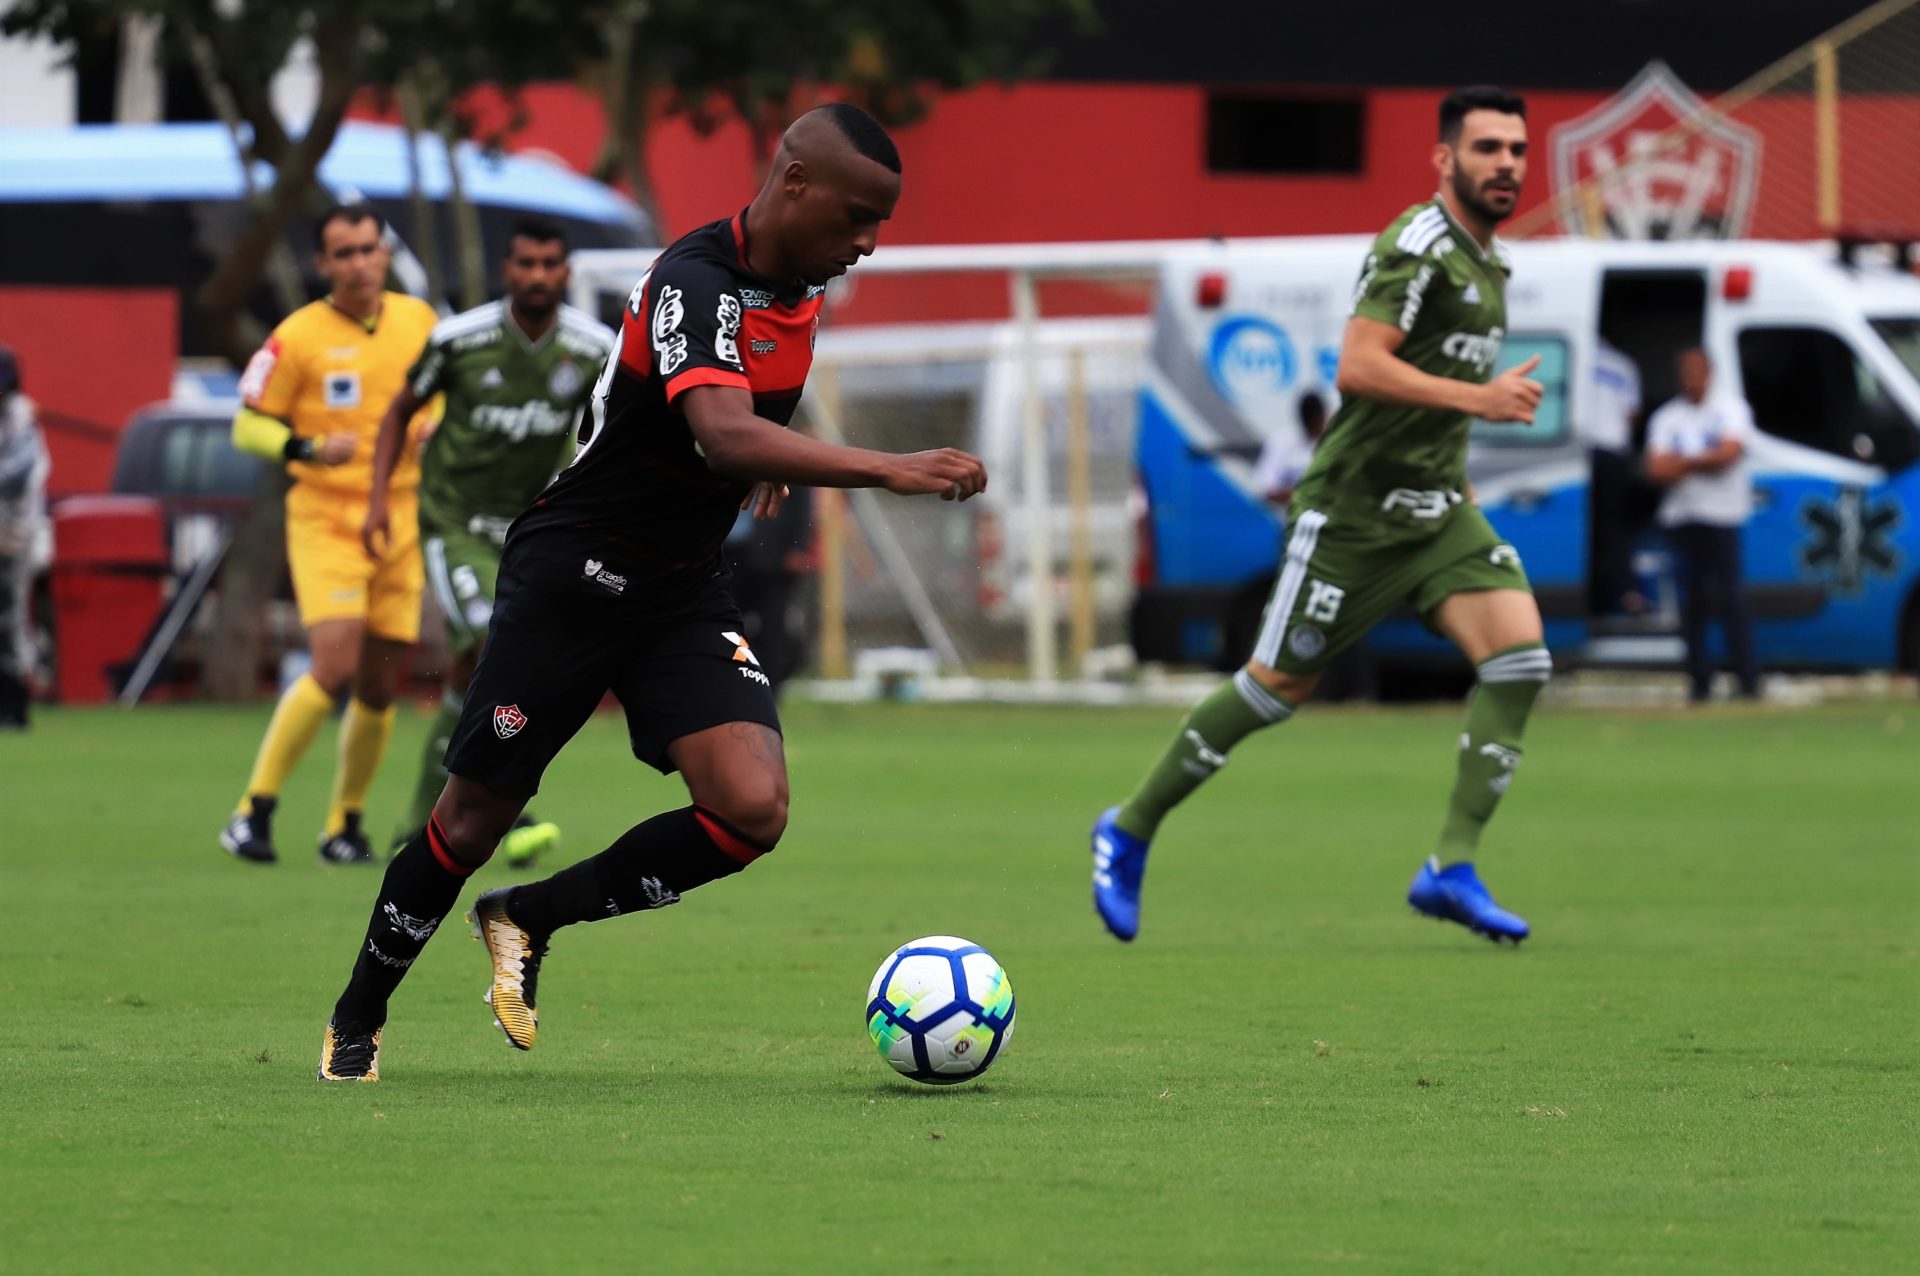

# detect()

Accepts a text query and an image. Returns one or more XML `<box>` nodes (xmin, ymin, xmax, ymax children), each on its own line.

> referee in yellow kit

<box><xmin>221</xmin><ymin>204</ymin><xmax>438</xmax><ymax>864</ymax></box>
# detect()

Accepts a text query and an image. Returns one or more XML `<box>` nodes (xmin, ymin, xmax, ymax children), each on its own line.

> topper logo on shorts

<box><xmin>494</xmin><ymin>704</ymin><xmax>529</xmax><ymax>739</ymax></box>
<box><xmin>722</xmin><ymin>631</ymin><xmax>760</xmax><ymax>667</ymax></box>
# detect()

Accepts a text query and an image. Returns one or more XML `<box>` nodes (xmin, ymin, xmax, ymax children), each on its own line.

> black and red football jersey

<box><xmin>507</xmin><ymin>210</ymin><xmax>824</xmax><ymax>600</ymax></box>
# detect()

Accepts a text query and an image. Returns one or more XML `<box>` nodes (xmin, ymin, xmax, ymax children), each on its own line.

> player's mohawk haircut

<box><xmin>813</xmin><ymin>102</ymin><xmax>902</xmax><ymax>175</ymax></box>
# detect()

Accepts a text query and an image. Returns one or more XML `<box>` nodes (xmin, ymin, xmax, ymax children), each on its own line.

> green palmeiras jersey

<box><xmin>406</xmin><ymin>300</ymin><xmax>617</xmax><ymax>536</ymax></box>
<box><xmin>1291</xmin><ymin>198</ymin><xmax>1511</xmax><ymax>538</ymax></box>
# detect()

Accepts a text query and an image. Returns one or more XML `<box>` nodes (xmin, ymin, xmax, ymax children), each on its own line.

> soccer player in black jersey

<box><xmin>318</xmin><ymin>104</ymin><xmax>987</xmax><ymax>1081</ymax></box>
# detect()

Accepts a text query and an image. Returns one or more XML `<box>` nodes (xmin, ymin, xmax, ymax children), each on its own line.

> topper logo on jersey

<box><xmin>1442</xmin><ymin>326</ymin><xmax>1504</xmax><ymax>375</ymax></box>
<box><xmin>494</xmin><ymin>704</ymin><xmax>528</xmax><ymax>739</ymax></box>
<box><xmin>653</xmin><ymin>284</ymin><xmax>688</xmax><ymax>375</ymax></box>
<box><xmin>715</xmin><ymin>294</ymin><xmax>744</xmax><ymax>368</ymax></box>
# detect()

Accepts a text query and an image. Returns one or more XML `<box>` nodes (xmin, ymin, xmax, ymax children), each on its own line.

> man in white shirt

<box><xmin>1250</xmin><ymin>390</ymin><xmax>1329</xmax><ymax>514</ymax></box>
<box><xmin>1645</xmin><ymin>347</ymin><xmax>1760</xmax><ymax>702</ymax></box>
<box><xmin>1587</xmin><ymin>337</ymin><xmax>1644</xmax><ymax>614</ymax></box>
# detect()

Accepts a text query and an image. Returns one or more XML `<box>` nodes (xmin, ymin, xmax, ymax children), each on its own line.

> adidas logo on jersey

<box><xmin>1463</xmin><ymin>283</ymin><xmax>1481</xmax><ymax>304</ymax></box>
<box><xmin>481</xmin><ymin>367</ymin><xmax>505</xmax><ymax>388</ymax></box>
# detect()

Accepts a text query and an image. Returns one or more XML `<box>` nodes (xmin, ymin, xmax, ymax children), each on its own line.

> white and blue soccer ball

<box><xmin>865</xmin><ymin>936</ymin><xmax>1016</xmax><ymax>1085</ymax></box>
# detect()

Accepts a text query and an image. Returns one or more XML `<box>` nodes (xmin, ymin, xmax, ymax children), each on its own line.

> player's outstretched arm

<box><xmin>363</xmin><ymin>384</ymin><xmax>425</xmax><ymax>556</ymax></box>
<box><xmin>682</xmin><ymin>385</ymin><xmax>986</xmax><ymax>500</ymax></box>
<box><xmin>1335</xmin><ymin>317</ymin><xmax>1542</xmax><ymax>424</ymax></box>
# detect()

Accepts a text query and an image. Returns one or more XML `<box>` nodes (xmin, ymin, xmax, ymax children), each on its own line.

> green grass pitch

<box><xmin>4</xmin><ymin>699</ymin><xmax>1915</xmax><ymax>1273</ymax></box>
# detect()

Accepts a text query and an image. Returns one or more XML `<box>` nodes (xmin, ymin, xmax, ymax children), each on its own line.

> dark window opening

<box><xmin>1598</xmin><ymin>269</ymin><xmax>1708</xmax><ymax>443</ymax></box>
<box><xmin>1206</xmin><ymin>94</ymin><xmax>1364</xmax><ymax>175</ymax></box>
<box><xmin>1738</xmin><ymin>326</ymin><xmax>1920</xmax><ymax>471</ymax></box>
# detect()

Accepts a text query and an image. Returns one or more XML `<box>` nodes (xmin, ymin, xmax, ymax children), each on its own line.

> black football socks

<box><xmin>505</xmin><ymin>805</ymin><xmax>770</xmax><ymax>935</ymax></box>
<box><xmin>332</xmin><ymin>817</ymin><xmax>477</xmax><ymax>1026</ymax></box>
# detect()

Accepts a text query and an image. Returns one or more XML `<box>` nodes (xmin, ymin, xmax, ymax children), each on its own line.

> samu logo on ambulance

<box><xmin>1206</xmin><ymin>315</ymin><xmax>1297</xmax><ymax>408</ymax></box>
<box><xmin>1442</xmin><ymin>326</ymin><xmax>1504</xmax><ymax>375</ymax></box>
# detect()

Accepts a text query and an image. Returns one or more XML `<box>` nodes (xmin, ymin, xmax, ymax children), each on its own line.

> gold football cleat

<box><xmin>469</xmin><ymin>888</ymin><xmax>545</xmax><ymax>1050</ymax></box>
<box><xmin>317</xmin><ymin>1019</ymin><xmax>382</xmax><ymax>1082</ymax></box>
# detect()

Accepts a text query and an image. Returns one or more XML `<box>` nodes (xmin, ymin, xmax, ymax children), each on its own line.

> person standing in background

<box><xmin>1645</xmin><ymin>347</ymin><xmax>1760</xmax><ymax>703</ymax></box>
<box><xmin>1586</xmin><ymin>337</ymin><xmax>1645</xmax><ymax>616</ymax></box>
<box><xmin>363</xmin><ymin>218</ymin><xmax>617</xmax><ymax>863</ymax></box>
<box><xmin>0</xmin><ymin>346</ymin><xmax>49</xmax><ymax>729</ymax></box>
<box><xmin>221</xmin><ymin>205</ymin><xmax>440</xmax><ymax>864</ymax></box>
<box><xmin>1251</xmin><ymin>390</ymin><xmax>1329</xmax><ymax>514</ymax></box>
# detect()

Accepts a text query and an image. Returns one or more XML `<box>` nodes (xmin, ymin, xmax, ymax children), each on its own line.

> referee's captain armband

<box><xmin>231</xmin><ymin>405</ymin><xmax>315</xmax><ymax>463</ymax></box>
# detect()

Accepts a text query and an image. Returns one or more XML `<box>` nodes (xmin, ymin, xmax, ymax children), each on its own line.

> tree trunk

<box><xmin>441</xmin><ymin>123</ymin><xmax>487</xmax><ymax>310</ymax></box>
<box><xmin>195</xmin><ymin>24</ymin><xmax>359</xmax><ymax>367</ymax></box>
<box><xmin>181</xmin><ymin>21</ymin><xmax>306</xmax><ymax>318</ymax></box>
<box><xmin>200</xmin><ymin>468</ymin><xmax>290</xmax><ymax>701</ymax></box>
<box><xmin>590</xmin><ymin>15</ymin><xmax>666</xmax><ymax>238</ymax></box>
<box><xmin>614</xmin><ymin>84</ymin><xmax>663</xmax><ymax>237</ymax></box>
<box><xmin>397</xmin><ymin>74</ymin><xmax>446</xmax><ymax>309</ymax></box>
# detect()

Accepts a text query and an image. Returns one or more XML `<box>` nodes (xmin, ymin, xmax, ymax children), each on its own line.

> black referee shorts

<box><xmin>445</xmin><ymin>565</ymin><xmax>782</xmax><ymax>798</ymax></box>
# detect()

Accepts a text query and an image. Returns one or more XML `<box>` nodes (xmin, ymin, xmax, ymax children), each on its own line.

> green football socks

<box><xmin>399</xmin><ymin>690</ymin><xmax>464</xmax><ymax>841</ymax></box>
<box><xmin>1436</xmin><ymin>643</ymin><xmax>1552</xmax><ymax>860</ymax></box>
<box><xmin>1115</xmin><ymin>668</ymin><xmax>1295</xmax><ymax>840</ymax></box>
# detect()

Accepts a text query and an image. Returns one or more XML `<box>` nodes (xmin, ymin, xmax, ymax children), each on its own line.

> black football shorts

<box><xmin>445</xmin><ymin>565</ymin><xmax>781</xmax><ymax>798</ymax></box>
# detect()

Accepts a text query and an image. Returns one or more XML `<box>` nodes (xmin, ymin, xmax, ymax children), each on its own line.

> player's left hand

<box><xmin>742</xmin><ymin>483</ymin><xmax>789</xmax><ymax>520</ymax></box>
<box><xmin>362</xmin><ymin>499</ymin><xmax>391</xmax><ymax>559</ymax></box>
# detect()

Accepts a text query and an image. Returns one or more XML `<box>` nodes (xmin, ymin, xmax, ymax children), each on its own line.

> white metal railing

<box><xmin>568</xmin><ymin>240</ymin><xmax>1268</xmax><ymax>681</ymax></box>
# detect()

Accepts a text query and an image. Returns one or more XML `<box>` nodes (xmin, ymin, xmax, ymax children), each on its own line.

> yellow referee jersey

<box><xmin>238</xmin><ymin>292</ymin><xmax>439</xmax><ymax>497</ymax></box>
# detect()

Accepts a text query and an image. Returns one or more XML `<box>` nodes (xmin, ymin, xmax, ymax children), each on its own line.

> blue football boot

<box><xmin>1408</xmin><ymin>856</ymin><xmax>1530</xmax><ymax>944</ymax></box>
<box><xmin>1091</xmin><ymin>806</ymin><xmax>1150</xmax><ymax>942</ymax></box>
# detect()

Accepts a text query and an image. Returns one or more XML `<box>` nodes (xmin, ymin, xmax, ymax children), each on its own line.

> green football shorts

<box><xmin>421</xmin><ymin>517</ymin><xmax>509</xmax><ymax>654</ymax></box>
<box><xmin>1252</xmin><ymin>503</ymin><xmax>1531</xmax><ymax>675</ymax></box>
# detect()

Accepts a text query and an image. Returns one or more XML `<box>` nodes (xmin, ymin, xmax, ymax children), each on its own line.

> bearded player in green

<box><xmin>1093</xmin><ymin>86</ymin><xmax>1551</xmax><ymax>944</ymax></box>
<box><xmin>364</xmin><ymin>218</ymin><xmax>616</xmax><ymax>865</ymax></box>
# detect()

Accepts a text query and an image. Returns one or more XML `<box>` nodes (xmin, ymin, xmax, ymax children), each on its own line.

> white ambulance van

<box><xmin>1134</xmin><ymin>237</ymin><xmax>1920</xmax><ymax>677</ymax></box>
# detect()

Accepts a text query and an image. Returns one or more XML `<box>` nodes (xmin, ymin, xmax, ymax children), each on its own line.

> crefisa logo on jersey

<box><xmin>1442</xmin><ymin>326</ymin><xmax>1505</xmax><ymax>376</ymax></box>
<box><xmin>1549</xmin><ymin>60</ymin><xmax>1762</xmax><ymax>240</ymax></box>
<box><xmin>1206</xmin><ymin>315</ymin><xmax>1297</xmax><ymax>410</ymax></box>
<box><xmin>493</xmin><ymin>704</ymin><xmax>528</xmax><ymax>739</ymax></box>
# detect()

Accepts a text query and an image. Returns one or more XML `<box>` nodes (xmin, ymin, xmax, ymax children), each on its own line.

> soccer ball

<box><xmin>865</xmin><ymin>936</ymin><xmax>1016</xmax><ymax>1085</ymax></box>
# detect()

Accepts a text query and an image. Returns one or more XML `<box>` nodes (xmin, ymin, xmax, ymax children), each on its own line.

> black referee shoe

<box><xmin>318</xmin><ymin>812</ymin><xmax>375</xmax><ymax>865</ymax></box>
<box><xmin>220</xmin><ymin>796</ymin><xmax>278</xmax><ymax>864</ymax></box>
